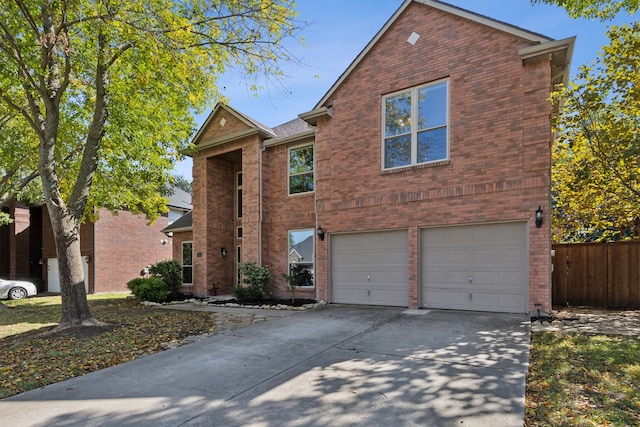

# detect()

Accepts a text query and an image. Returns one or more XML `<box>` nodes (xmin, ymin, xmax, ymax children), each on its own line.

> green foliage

<box><xmin>527</xmin><ymin>332</ymin><xmax>640</xmax><ymax>426</ymax></box>
<box><xmin>0</xmin><ymin>0</ymin><xmax>302</xmax><ymax>323</ymax></box>
<box><xmin>234</xmin><ymin>262</ymin><xmax>273</xmax><ymax>302</ymax></box>
<box><xmin>532</xmin><ymin>0</ymin><xmax>639</xmax><ymax>20</ymax></box>
<box><xmin>171</xmin><ymin>175</ymin><xmax>192</xmax><ymax>194</ymax></box>
<box><xmin>127</xmin><ymin>277</ymin><xmax>169</xmax><ymax>303</ymax></box>
<box><xmin>282</xmin><ymin>264</ymin><xmax>313</xmax><ymax>303</ymax></box>
<box><xmin>0</xmin><ymin>108</ymin><xmax>40</xmax><ymax>213</ymax></box>
<box><xmin>552</xmin><ymin>22</ymin><xmax>640</xmax><ymax>242</ymax></box>
<box><xmin>148</xmin><ymin>260</ymin><xmax>182</xmax><ymax>299</ymax></box>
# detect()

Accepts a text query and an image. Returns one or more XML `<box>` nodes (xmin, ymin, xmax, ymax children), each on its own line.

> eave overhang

<box><xmin>519</xmin><ymin>36</ymin><xmax>576</xmax><ymax>87</ymax></box>
<box><xmin>298</xmin><ymin>107</ymin><xmax>333</xmax><ymax>126</ymax></box>
<box><xmin>263</xmin><ymin>129</ymin><xmax>315</xmax><ymax>148</ymax></box>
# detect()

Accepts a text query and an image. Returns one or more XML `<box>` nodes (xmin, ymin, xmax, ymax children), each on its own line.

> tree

<box><xmin>0</xmin><ymin>106</ymin><xmax>40</xmax><ymax>225</ymax></box>
<box><xmin>171</xmin><ymin>175</ymin><xmax>192</xmax><ymax>194</ymax></box>
<box><xmin>532</xmin><ymin>0</ymin><xmax>639</xmax><ymax>20</ymax></box>
<box><xmin>0</xmin><ymin>0</ymin><xmax>301</xmax><ymax>329</ymax></box>
<box><xmin>551</xmin><ymin>22</ymin><xmax>640</xmax><ymax>242</ymax></box>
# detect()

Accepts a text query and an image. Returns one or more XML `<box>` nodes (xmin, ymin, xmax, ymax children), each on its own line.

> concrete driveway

<box><xmin>1</xmin><ymin>306</ymin><xmax>531</xmax><ymax>427</ymax></box>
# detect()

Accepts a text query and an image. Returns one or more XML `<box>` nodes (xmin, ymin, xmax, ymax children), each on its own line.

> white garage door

<box><xmin>421</xmin><ymin>223</ymin><xmax>527</xmax><ymax>313</ymax></box>
<box><xmin>331</xmin><ymin>230</ymin><xmax>408</xmax><ymax>306</ymax></box>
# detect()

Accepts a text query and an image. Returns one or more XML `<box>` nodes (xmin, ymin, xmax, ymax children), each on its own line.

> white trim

<box><xmin>181</xmin><ymin>241</ymin><xmax>194</xmax><ymax>286</ymax></box>
<box><xmin>264</xmin><ymin>129</ymin><xmax>315</xmax><ymax>148</ymax></box>
<box><xmin>287</xmin><ymin>228</ymin><xmax>316</xmax><ymax>288</ymax></box>
<box><xmin>192</xmin><ymin>104</ymin><xmax>275</xmax><ymax>149</ymax></box>
<box><xmin>287</xmin><ymin>143</ymin><xmax>315</xmax><ymax>196</ymax></box>
<box><xmin>381</xmin><ymin>79</ymin><xmax>449</xmax><ymax>171</ymax></box>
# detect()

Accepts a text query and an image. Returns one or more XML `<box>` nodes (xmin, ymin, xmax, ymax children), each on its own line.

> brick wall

<box><xmin>192</xmin><ymin>3</ymin><xmax>556</xmax><ymax>311</ymax></box>
<box><xmin>42</xmin><ymin>207</ymin><xmax>171</xmax><ymax>293</ymax></box>
<box><xmin>311</xmin><ymin>3</ymin><xmax>553</xmax><ymax>310</ymax></box>
<box><xmin>262</xmin><ymin>139</ymin><xmax>316</xmax><ymax>299</ymax></box>
<box><xmin>41</xmin><ymin>206</ymin><xmax>95</xmax><ymax>291</ymax></box>
<box><xmin>94</xmin><ymin>209</ymin><xmax>171</xmax><ymax>293</ymax></box>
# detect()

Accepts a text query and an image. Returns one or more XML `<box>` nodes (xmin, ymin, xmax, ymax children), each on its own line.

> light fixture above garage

<box><xmin>535</xmin><ymin>206</ymin><xmax>543</xmax><ymax>228</ymax></box>
<box><xmin>221</xmin><ymin>247</ymin><xmax>227</xmax><ymax>257</ymax></box>
<box><xmin>317</xmin><ymin>226</ymin><xmax>325</xmax><ymax>241</ymax></box>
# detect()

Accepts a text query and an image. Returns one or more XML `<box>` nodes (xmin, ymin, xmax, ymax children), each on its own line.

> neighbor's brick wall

<box><xmin>312</xmin><ymin>3</ymin><xmax>553</xmax><ymax>311</ymax></box>
<box><xmin>93</xmin><ymin>209</ymin><xmax>171</xmax><ymax>293</ymax></box>
<box><xmin>262</xmin><ymin>137</ymin><xmax>316</xmax><ymax>299</ymax></box>
<box><xmin>41</xmin><ymin>206</ymin><xmax>95</xmax><ymax>292</ymax></box>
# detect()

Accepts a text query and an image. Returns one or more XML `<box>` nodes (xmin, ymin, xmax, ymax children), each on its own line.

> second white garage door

<box><xmin>421</xmin><ymin>222</ymin><xmax>528</xmax><ymax>313</ymax></box>
<box><xmin>331</xmin><ymin>230</ymin><xmax>408</xmax><ymax>306</ymax></box>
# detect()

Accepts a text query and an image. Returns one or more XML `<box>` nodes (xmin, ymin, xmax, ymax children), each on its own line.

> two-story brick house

<box><xmin>190</xmin><ymin>0</ymin><xmax>574</xmax><ymax>314</ymax></box>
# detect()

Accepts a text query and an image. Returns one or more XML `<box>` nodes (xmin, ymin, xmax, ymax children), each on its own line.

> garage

<box><xmin>421</xmin><ymin>222</ymin><xmax>528</xmax><ymax>313</ymax></box>
<box><xmin>331</xmin><ymin>230</ymin><xmax>408</xmax><ymax>306</ymax></box>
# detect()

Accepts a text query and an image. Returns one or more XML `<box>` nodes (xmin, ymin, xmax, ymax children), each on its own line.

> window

<box><xmin>181</xmin><ymin>241</ymin><xmax>193</xmax><ymax>285</ymax></box>
<box><xmin>383</xmin><ymin>80</ymin><xmax>448</xmax><ymax>170</ymax></box>
<box><xmin>287</xmin><ymin>229</ymin><xmax>314</xmax><ymax>287</ymax></box>
<box><xmin>236</xmin><ymin>245</ymin><xmax>242</xmax><ymax>285</ymax></box>
<box><xmin>236</xmin><ymin>172</ymin><xmax>242</xmax><ymax>218</ymax></box>
<box><xmin>288</xmin><ymin>145</ymin><xmax>314</xmax><ymax>195</ymax></box>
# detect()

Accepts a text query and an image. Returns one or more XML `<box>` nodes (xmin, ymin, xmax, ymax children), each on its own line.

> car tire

<box><xmin>8</xmin><ymin>287</ymin><xmax>27</xmax><ymax>300</ymax></box>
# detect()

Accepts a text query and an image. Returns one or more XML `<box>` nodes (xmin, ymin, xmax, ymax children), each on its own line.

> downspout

<box><xmin>259</xmin><ymin>143</ymin><xmax>265</xmax><ymax>266</ymax></box>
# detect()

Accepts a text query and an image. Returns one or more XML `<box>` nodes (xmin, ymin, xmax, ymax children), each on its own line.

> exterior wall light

<box><xmin>535</xmin><ymin>206</ymin><xmax>543</xmax><ymax>228</ymax></box>
<box><xmin>221</xmin><ymin>247</ymin><xmax>227</xmax><ymax>257</ymax></box>
<box><xmin>317</xmin><ymin>226</ymin><xmax>325</xmax><ymax>241</ymax></box>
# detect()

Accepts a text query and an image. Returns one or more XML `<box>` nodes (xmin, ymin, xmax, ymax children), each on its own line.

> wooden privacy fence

<box><xmin>552</xmin><ymin>241</ymin><xmax>640</xmax><ymax>309</ymax></box>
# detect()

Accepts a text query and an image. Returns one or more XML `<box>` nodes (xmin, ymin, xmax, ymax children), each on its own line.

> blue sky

<box><xmin>174</xmin><ymin>0</ymin><xmax>638</xmax><ymax>179</ymax></box>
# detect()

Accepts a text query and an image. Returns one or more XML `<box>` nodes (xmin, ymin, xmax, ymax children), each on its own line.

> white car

<box><xmin>0</xmin><ymin>278</ymin><xmax>38</xmax><ymax>300</ymax></box>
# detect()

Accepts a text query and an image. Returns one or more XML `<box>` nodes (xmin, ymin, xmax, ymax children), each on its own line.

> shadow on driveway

<box><xmin>1</xmin><ymin>306</ymin><xmax>530</xmax><ymax>427</ymax></box>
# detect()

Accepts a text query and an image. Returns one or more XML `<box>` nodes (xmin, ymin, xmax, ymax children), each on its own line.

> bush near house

<box><xmin>234</xmin><ymin>262</ymin><xmax>273</xmax><ymax>302</ymax></box>
<box><xmin>127</xmin><ymin>277</ymin><xmax>169</xmax><ymax>303</ymax></box>
<box><xmin>148</xmin><ymin>260</ymin><xmax>182</xmax><ymax>299</ymax></box>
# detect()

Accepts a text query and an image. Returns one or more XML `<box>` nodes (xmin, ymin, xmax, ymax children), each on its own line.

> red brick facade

<box><xmin>190</xmin><ymin>1</ymin><xmax>573</xmax><ymax>313</ymax></box>
<box><xmin>41</xmin><ymin>208</ymin><xmax>171</xmax><ymax>293</ymax></box>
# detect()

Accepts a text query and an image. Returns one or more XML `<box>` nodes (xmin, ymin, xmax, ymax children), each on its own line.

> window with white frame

<box><xmin>382</xmin><ymin>80</ymin><xmax>448</xmax><ymax>170</ymax></box>
<box><xmin>287</xmin><ymin>229</ymin><xmax>314</xmax><ymax>287</ymax></box>
<box><xmin>181</xmin><ymin>241</ymin><xmax>193</xmax><ymax>285</ymax></box>
<box><xmin>288</xmin><ymin>144</ymin><xmax>314</xmax><ymax>195</ymax></box>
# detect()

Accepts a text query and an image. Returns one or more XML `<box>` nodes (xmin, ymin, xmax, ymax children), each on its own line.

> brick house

<box><xmin>190</xmin><ymin>0</ymin><xmax>574</xmax><ymax>314</ymax></box>
<box><xmin>1</xmin><ymin>187</ymin><xmax>190</xmax><ymax>293</ymax></box>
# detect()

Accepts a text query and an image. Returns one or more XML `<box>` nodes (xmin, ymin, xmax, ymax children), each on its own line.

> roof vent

<box><xmin>407</xmin><ymin>32</ymin><xmax>420</xmax><ymax>45</ymax></box>
<box><xmin>220</xmin><ymin>117</ymin><xmax>227</xmax><ymax>127</ymax></box>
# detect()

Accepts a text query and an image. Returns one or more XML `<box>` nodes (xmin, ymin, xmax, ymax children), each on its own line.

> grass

<box><xmin>526</xmin><ymin>332</ymin><xmax>640</xmax><ymax>426</ymax></box>
<box><xmin>1</xmin><ymin>294</ymin><xmax>218</xmax><ymax>399</ymax></box>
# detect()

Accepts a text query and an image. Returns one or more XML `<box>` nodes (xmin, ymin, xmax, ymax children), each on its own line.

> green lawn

<box><xmin>526</xmin><ymin>331</ymin><xmax>640</xmax><ymax>426</ymax></box>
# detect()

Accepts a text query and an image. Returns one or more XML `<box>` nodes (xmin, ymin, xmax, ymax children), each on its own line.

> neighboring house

<box><xmin>0</xmin><ymin>187</ymin><xmax>191</xmax><ymax>293</ymax></box>
<box><xmin>167</xmin><ymin>187</ymin><xmax>192</xmax><ymax>224</ymax></box>
<box><xmin>189</xmin><ymin>0</ymin><xmax>574</xmax><ymax>314</ymax></box>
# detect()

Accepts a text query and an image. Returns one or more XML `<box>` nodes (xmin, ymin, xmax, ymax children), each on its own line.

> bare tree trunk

<box><xmin>48</xmin><ymin>205</ymin><xmax>100</xmax><ymax>328</ymax></box>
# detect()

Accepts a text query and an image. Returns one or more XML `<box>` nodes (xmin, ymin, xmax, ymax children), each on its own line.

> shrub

<box><xmin>127</xmin><ymin>277</ymin><xmax>170</xmax><ymax>303</ymax></box>
<box><xmin>283</xmin><ymin>264</ymin><xmax>314</xmax><ymax>303</ymax></box>
<box><xmin>233</xmin><ymin>262</ymin><xmax>273</xmax><ymax>302</ymax></box>
<box><xmin>148</xmin><ymin>260</ymin><xmax>182</xmax><ymax>299</ymax></box>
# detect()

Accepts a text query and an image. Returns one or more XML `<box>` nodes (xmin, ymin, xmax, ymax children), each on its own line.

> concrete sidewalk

<box><xmin>1</xmin><ymin>306</ymin><xmax>530</xmax><ymax>427</ymax></box>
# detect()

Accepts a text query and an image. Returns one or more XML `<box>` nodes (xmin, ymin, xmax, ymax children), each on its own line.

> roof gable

<box><xmin>313</xmin><ymin>0</ymin><xmax>557</xmax><ymax>110</ymax></box>
<box><xmin>193</xmin><ymin>104</ymin><xmax>276</xmax><ymax>149</ymax></box>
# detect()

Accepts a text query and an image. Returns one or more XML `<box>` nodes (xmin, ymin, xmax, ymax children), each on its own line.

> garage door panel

<box><xmin>421</xmin><ymin>223</ymin><xmax>528</xmax><ymax>313</ymax></box>
<box><xmin>332</xmin><ymin>230</ymin><xmax>408</xmax><ymax>307</ymax></box>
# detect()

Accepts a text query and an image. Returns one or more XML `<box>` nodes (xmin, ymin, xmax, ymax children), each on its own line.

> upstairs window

<box><xmin>289</xmin><ymin>144</ymin><xmax>314</xmax><ymax>195</ymax></box>
<box><xmin>382</xmin><ymin>80</ymin><xmax>448</xmax><ymax>170</ymax></box>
